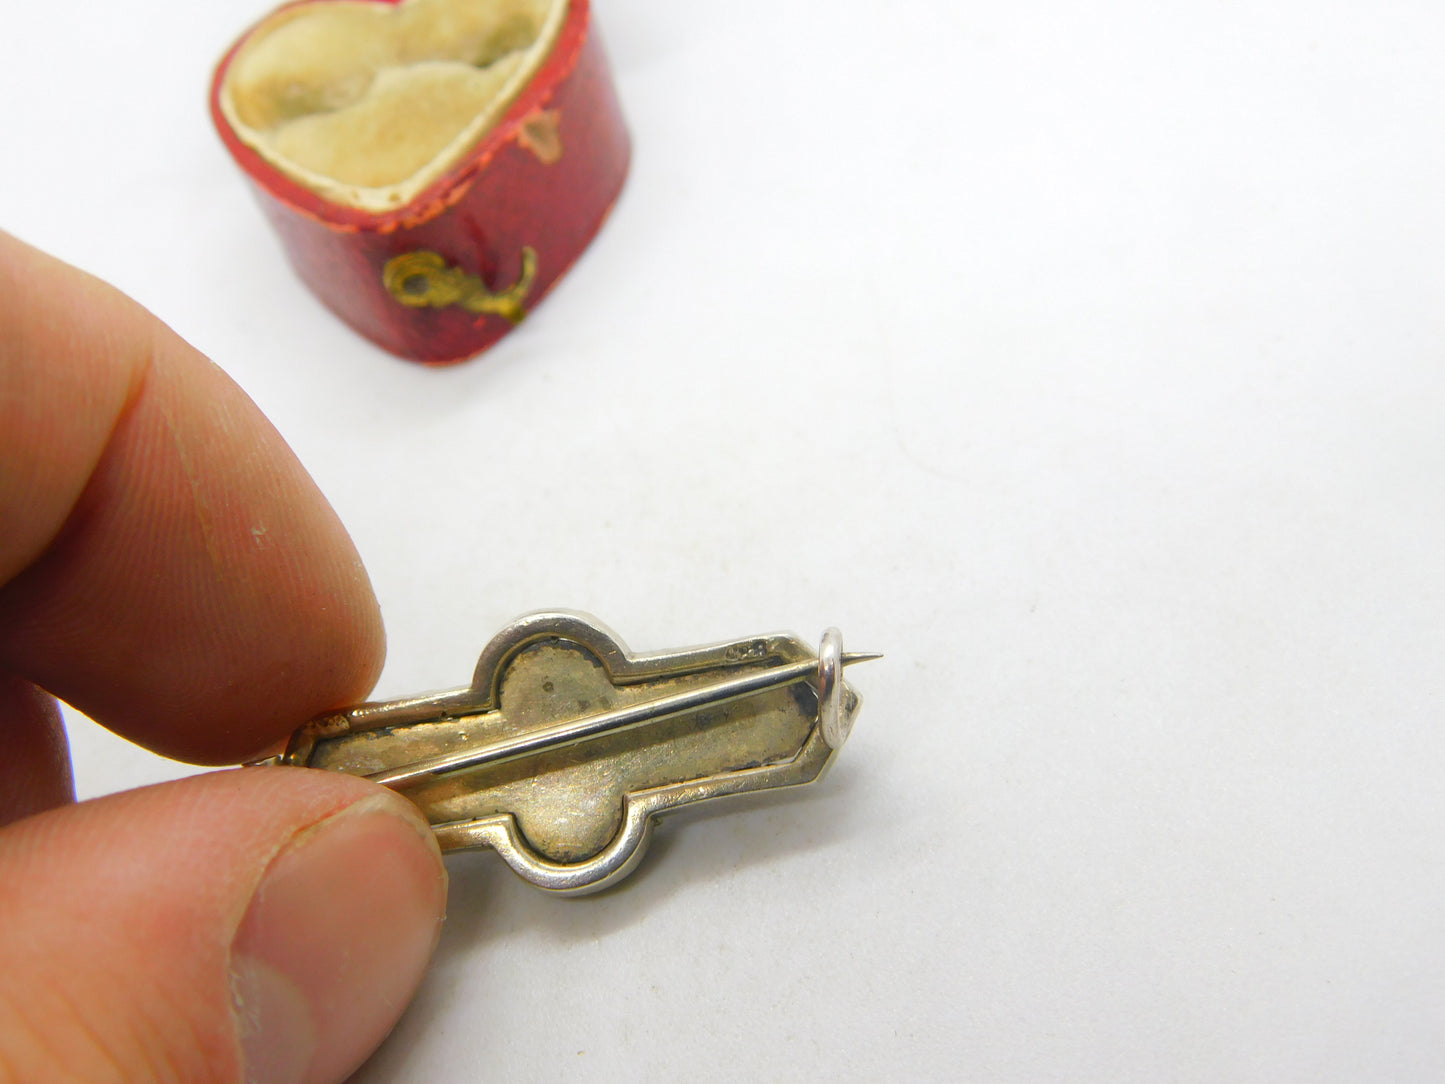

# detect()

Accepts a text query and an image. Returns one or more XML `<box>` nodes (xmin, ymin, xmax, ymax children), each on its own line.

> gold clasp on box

<box><xmin>383</xmin><ymin>247</ymin><xmax>538</xmax><ymax>325</ymax></box>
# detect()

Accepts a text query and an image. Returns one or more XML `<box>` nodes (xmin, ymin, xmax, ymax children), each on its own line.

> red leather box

<box><xmin>210</xmin><ymin>0</ymin><xmax>629</xmax><ymax>364</ymax></box>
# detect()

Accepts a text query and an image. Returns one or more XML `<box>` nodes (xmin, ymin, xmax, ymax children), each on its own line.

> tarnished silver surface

<box><xmin>257</xmin><ymin>611</ymin><xmax>875</xmax><ymax>894</ymax></box>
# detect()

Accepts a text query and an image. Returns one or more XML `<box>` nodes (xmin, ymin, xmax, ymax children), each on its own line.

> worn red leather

<box><xmin>211</xmin><ymin>0</ymin><xmax>629</xmax><ymax>364</ymax></box>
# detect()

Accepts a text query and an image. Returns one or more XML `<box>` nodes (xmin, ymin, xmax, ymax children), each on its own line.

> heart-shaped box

<box><xmin>210</xmin><ymin>0</ymin><xmax>629</xmax><ymax>364</ymax></box>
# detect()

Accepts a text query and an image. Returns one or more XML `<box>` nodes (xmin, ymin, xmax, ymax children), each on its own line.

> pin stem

<box><xmin>367</xmin><ymin>652</ymin><xmax>877</xmax><ymax>789</ymax></box>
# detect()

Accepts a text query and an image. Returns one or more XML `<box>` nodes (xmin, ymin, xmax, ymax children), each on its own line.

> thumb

<box><xmin>0</xmin><ymin>767</ymin><xmax>447</xmax><ymax>1084</ymax></box>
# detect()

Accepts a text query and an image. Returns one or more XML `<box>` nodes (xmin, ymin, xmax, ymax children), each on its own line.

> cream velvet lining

<box><xmin>220</xmin><ymin>0</ymin><xmax>568</xmax><ymax>211</ymax></box>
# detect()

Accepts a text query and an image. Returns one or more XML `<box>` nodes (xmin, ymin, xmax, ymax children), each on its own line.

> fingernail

<box><xmin>229</xmin><ymin>793</ymin><xmax>447</xmax><ymax>1084</ymax></box>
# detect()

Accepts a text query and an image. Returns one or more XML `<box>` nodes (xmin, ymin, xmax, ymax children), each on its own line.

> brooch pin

<box><xmin>252</xmin><ymin>612</ymin><xmax>877</xmax><ymax>893</ymax></box>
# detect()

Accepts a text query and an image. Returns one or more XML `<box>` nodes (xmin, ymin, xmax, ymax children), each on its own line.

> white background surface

<box><xmin>5</xmin><ymin>1</ymin><xmax>1445</xmax><ymax>1079</ymax></box>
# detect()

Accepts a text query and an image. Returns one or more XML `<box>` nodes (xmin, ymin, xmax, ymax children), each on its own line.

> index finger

<box><xmin>0</xmin><ymin>231</ymin><xmax>385</xmax><ymax>764</ymax></box>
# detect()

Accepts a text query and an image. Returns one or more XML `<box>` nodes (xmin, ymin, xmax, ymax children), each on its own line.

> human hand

<box><xmin>0</xmin><ymin>231</ymin><xmax>447</xmax><ymax>1082</ymax></box>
